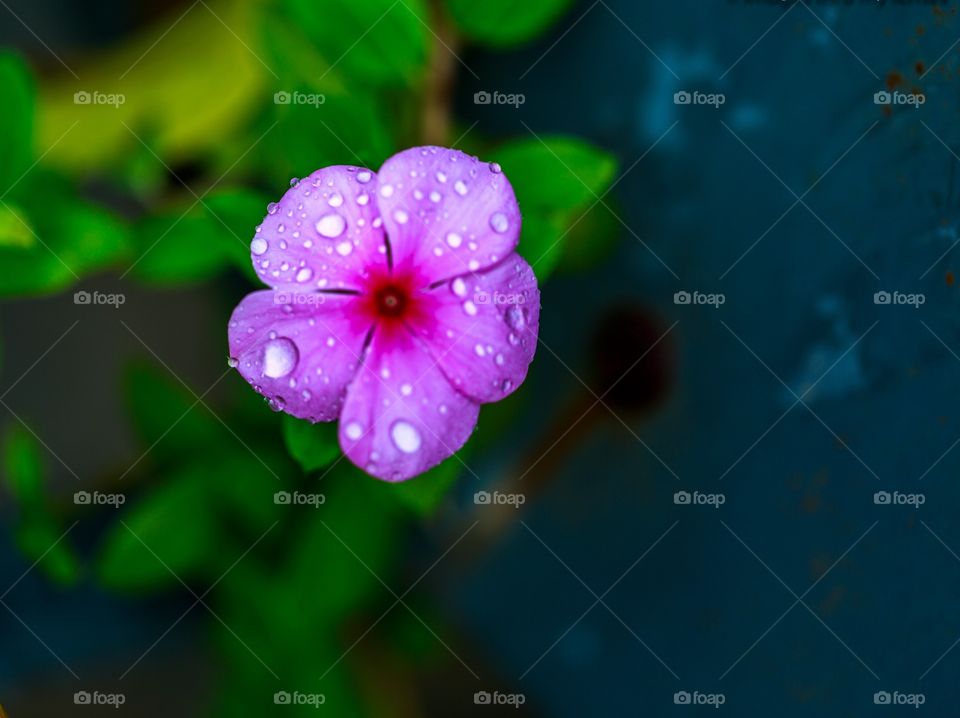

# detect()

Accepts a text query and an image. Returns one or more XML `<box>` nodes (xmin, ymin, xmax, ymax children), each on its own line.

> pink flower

<box><xmin>228</xmin><ymin>147</ymin><xmax>540</xmax><ymax>482</ymax></box>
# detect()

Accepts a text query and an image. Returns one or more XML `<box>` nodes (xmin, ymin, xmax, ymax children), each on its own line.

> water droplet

<box><xmin>463</xmin><ymin>300</ymin><xmax>478</xmax><ymax>316</ymax></box>
<box><xmin>393</xmin><ymin>209</ymin><xmax>409</xmax><ymax>224</ymax></box>
<box><xmin>390</xmin><ymin>420</ymin><xmax>421</xmax><ymax>453</ymax></box>
<box><xmin>468</xmin><ymin>259</ymin><xmax>480</xmax><ymax>271</ymax></box>
<box><xmin>489</xmin><ymin>162</ymin><xmax>502</xmax><ymax>174</ymax></box>
<box><xmin>328</xmin><ymin>193</ymin><xmax>344</xmax><ymax>207</ymax></box>
<box><xmin>454</xmin><ymin>180</ymin><xmax>468</xmax><ymax>196</ymax></box>
<box><xmin>500</xmin><ymin>379</ymin><xmax>513</xmax><ymax>392</ymax></box>
<box><xmin>400</xmin><ymin>383</ymin><xmax>413</xmax><ymax>396</ymax></box>
<box><xmin>267</xmin><ymin>396</ymin><xmax>285</xmax><ymax>412</ymax></box>
<box><xmin>436</xmin><ymin>171</ymin><xmax>447</xmax><ymax>183</ymax></box>
<box><xmin>336</xmin><ymin>241</ymin><xmax>353</xmax><ymax>256</ymax></box>
<box><xmin>429</xmin><ymin>191</ymin><xmax>442</xmax><ymax>203</ymax></box>
<box><xmin>505</xmin><ymin>306</ymin><xmax>526</xmax><ymax>330</ymax></box>
<box><xmin>451</xmin><ymin>277</ymin><xmax>467</xmax><ymax>297</ymax></box>
<box><xmin>267</xmin><ymin>202</ymin><xmax>279</xmax><ymax>215</ymax></box>
<box><xmin>316</xmin><ymin>214</ymin><xmax>346</xmax><ymax>238</ymax></box>
<box><xmin>490</xmin><ymin>212</ymin><xmax>509</xmax><ymax>233</ymax></box>
<box><xmin>380</xmin><ymin>184</ymin><xmax>394</xmax><ymax>198</ymax></box>
<box><xmin>262</xmin><ymin>337</ymin><xmax>299</xmax><ymax>379</ymax></box>
<box><xmin>251</xmin><ymin>238</ymin><xmax>268</xmax><ymax>255</ymax></box>
<box><xmin>495</xmin><ymin>353</ymin><xmax>505</xmax><ymax>366</ymax></box>
<box><xmin>290</xmin><ymin>177</ymin><xmax>300</xmax><ymax>187</ymax></box>
<box><xmin>474</xmin><ymin>344</ymin><xmax>485</xmax><ymax>357</ymax></box>
<box><xmin>345</xmin><ymin>421</ymin><xmax>363</xmax><ymax>440</ymax></box>
<box><xmin>227</xmin><ymin>357</ymin><xmax>239</xmax><ymax>368</ymax></box>
<box><xmin>295</xmin><ymin>267</ymin><xmax>313</xmax><ymax>283</ymax></box>
<box><xmin>357</xmin><ymin>193</ymin><xmax>369</xmax><ymax>206</ymax></box>
<box><xmin>357</xmin><ymin>171</ymin><xmax>372</xmax><ymax>184</ymax></box>
<box><xmin>446</xmin><ymin>232</ymin><xmax>462</xmax><ymax>248</ymax></box>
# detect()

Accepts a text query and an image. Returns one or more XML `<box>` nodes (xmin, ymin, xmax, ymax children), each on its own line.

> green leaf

<box><xmin>382</xmin><ymin>453</ymin><xmax>465</xmax><ymax>516</ymax></box>
<box><xmin>97</xmin><ymin>466</ymin><xmax>217</xmax><ymax>590</ymax></box>
<box><xmin>0</xmin><ymin>52</ymin><xmax>35</xmax><ymax>191</ymax></box>
<box><xmin>282</xmin><ymin>415</ymin><xmax>340</xmax><ymax>473</ymax></box>
<box><xmin>129</xmin><ymin>207</ymin><xmax>233</xmax><ymax>285</ymax></box>
<box><xmin>0</xmin><ymin>202</ymin><xmax>34</xmax><ymax>249</ymax></box>
<box><xmin>204</xmin><ymin>188</ymin><xmax>269</xmax><ymax>281</ymax></box>
<box><xmin>124</xmin><ymin>363</ymin><xmax>222</xmax><ymax>460</ymax></box>
<box><xmin>15</xmin><ymin>519</ymin><xmax>81</xmax><ymax>586</ymax></box>
<box><xmin>282</xmin><ymin>0</ymin><xmax>428</xmax><ymax>87</ymax></box>
<box><xmin>491</xmin><ymin>135</ymin><xmax>617</xmax><ymax>210</ymax></box>
<box><xmin>2</xmin><ymin>423</ymin><xmax>45</xmax><ymax>510</ymax></box>
<box><xmin>446</xmin><ymin>0</ymin><xmax>574</xmax><ymax>47</ymax></box>
<box><xmin>491</xmin><ymin>136</ymin><xmax>617</xmax><ymax>280</ymax></box>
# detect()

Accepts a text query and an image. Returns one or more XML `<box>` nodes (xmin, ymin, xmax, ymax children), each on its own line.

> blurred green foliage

<box><xmin>0</xmin><ymin>0</ymin><xmax>621</xmax><ymax>714</ymax></box>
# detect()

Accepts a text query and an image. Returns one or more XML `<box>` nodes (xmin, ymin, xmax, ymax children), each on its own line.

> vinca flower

<box><xmin>228</xmin><ymin>146</ymin><xmax>540</xmax><ymax>481</ymax></box>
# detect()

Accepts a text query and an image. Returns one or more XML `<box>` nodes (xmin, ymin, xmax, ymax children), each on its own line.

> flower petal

<box><xmin>375</xmin><ymin>146</ymin><xmax>520</xmax><ymax>284</ymax></box>
<box><xmin>228</xmin><ymin>290</ymin><xmax>371</xmax><ymax>422</ymax></box>
<box><xmin>412</xmin><ymin>254</ymin><xmax>540</xmax><ymax>403</ymax></box>
<box><xmin>251</xmin><ymin>166</ymin><xmax>387</xmax><ymax>292</ymax></box>
<box><xmin>338</xmin><ymin>328</ymin><xmax>479</xmax><ymax>481</ymax></box>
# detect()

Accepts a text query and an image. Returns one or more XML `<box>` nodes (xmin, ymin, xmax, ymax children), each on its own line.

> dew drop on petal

<box><xmin>336</xmin><ymin>241</ymin><xmax>353</xmax><ymax>256</ymax></box>
<box><xmin>489</xmin><ymin>162</ymin><xmax>502</xmax><ymax>174</ymax></box>
<box><xmin>446</xmin><ymin>232</ymin><xmax>462</xmax><ymax>248</ymax></box>
<box><xmin>316</xmin><ymin>214</ymin><xmax>346</xmax><ymax>238</ymax></box>
<box><xmin>463</xmin><ymin>300</ymin><xmax>478</xmax><ymax>316</ymax></box>
<box><xmin>345</xmin><ymin>421</ymin><xmax>363</xmax><ymax>440</ymax></box>
<box><xmin>357</xmin><ymin>171</ymin><xmax>372</xmax><ymax>184</ymax></box>
<box><xmin>251</xmin><ymin>238</ymin><xmax>268</xmax><ymax>255</ymax></box>
<box><xmin>390</xmin><ymin>420</ymin><xmax>421</xmax><ymax>453</ymax></box>
<box><xmin>295</xmin><ymin>267</ymin><xmax>313</xmax><ymax>283</ymax></box>
<box><xmin>328</xmin><ymin>193</ymin><xmax>344</xmax><ymax>207</ymax></box>
<box><xmin>505</xmin><ymin>305</ymin><xmax>526</xmax><ymax>330</ymax></box>
<box><xmin>451</xmin><ymin>277</ymin><xmax>467</xmax><ymax>297</ymax></box>
<box><xmin>490</xmin><ymin>212</ymin><xmax>509</xmax><ymax>233</ymax></box>
<box><xmin>454</xmin><ymin>180</ymin><xmax>468</xmax><ymax>196</ymax></box>
<box><xmin>393</xmin><ymin>209</ymin><xmax>409</xmax><ymax>224</ymax></box>
<box><xmin>380</xmin><ymin>184</ymin><xmax>394</xmax><ymax>198</ymax></box>
<box><xmin>262</xmin><ymin>337</ymin><xmax>298</xmax><ymax>379</ymax></box>
<box><xmin>267</xmin><ymin>202</ymin><xmax>279</xmax><ymax>215</ymax></box>
<box><xmin>227</xmin><ymin>357</ymin><xmax>239</xmax><ymax>368</ymax></box>
<box><xmin>400</xmin><ymin>383</ymin><xmax>413</xmax><ymax>396</ymax></box>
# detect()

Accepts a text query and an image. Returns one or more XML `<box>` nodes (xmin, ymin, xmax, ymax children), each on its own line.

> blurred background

<box><xmin>1</xmin><ymin>0</ymin><xmax>960</xmax><ymax>714</ymax></box>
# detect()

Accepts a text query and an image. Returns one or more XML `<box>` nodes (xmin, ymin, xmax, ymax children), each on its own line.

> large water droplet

<box><xmin>446</xmin><ymin>232</ymin><xmax>462</xmax><ymax>248</ymax></box>
<box><xmin>490</xmin><ymin>212</ymin><xmax>509</xmax><ymax>233</ymax></box>
<box><xmin>316</xmin><ymin>214</ymin><xmax>346</xmax><ymax>238</ymax></box>
<box><xmin>489</xmin><ymin>162</ymin><xmax>502</xmax><ymax>174</ymax></box>
<box><xmin>505</xmin><ymin>305</ymin><xmax>526</xmax><ymax>330</ymax></box>
<box><xmin>390</xmin><ymin>420</ymin><xmax>421</xmax><ymax>453</ymax></box>
<box><xmin>357</xmin><ymin>171</ymin><xmax>372</xmax><ymax>184</ymax></box>
<box><xmin>262</xmin><ymin>337</ymin><xmax>299</xmax><ymax>378</ymax></box>
<box><xmin>345</xmin><ymin>421</ymin><xmax>363</xmax><ymax>440</ymax></box>
<box><xmin>251</xmin><ymin>238</ymin><xmax>268</xmax><ymax>255</ymax></box>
